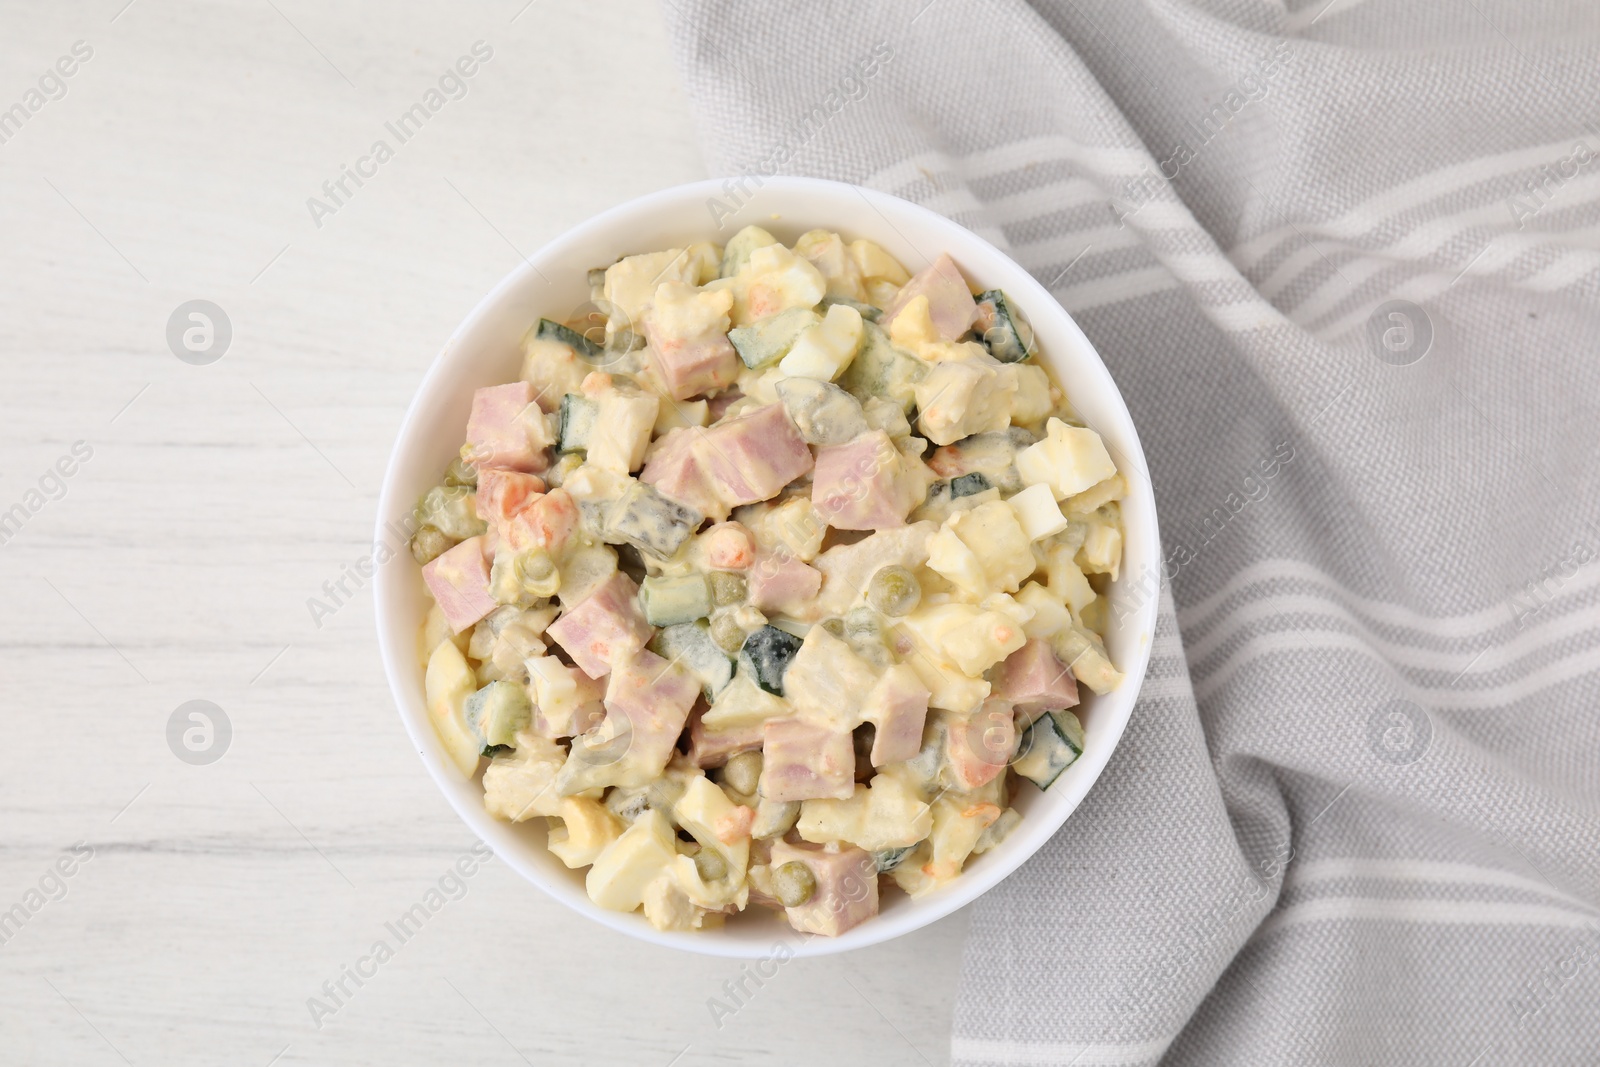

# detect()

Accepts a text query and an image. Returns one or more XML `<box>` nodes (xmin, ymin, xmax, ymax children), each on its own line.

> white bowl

<box><xmin>374</xmin><ymin>177</ymin><xmax>1161</xmax><ymax>958</ymax></box>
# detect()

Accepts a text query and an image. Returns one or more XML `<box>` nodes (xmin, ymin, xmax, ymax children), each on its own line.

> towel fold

<box><xmin>659</xmin><ymin>2</ymin><xmax>1600</xmax><ymax>1062</ymax></box>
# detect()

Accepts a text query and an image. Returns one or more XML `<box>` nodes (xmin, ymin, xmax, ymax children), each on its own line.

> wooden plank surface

<box><xmin>0</xmin><ymin>1</ymin><xmax>967</xmax><ymax>1063</ymax></box>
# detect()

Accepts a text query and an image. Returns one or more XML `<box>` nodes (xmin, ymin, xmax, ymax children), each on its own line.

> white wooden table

<box><xmin>0</xmin><ymin>1</ymin><xmax>967</xmax><ymax>1062</ymax></box>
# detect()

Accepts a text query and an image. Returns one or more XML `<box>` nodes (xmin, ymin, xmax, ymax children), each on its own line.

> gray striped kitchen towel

<box><xmin>658</xmin><ymin>1</ymin><xmax>1600</xmax><ymax>1063</ymax></box>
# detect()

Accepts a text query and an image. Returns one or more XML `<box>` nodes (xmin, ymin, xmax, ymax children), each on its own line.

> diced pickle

<box><xmin>738</xmin><ymin>625</ymin><xmax>803</xmax><ymax>695</ymax></box>
<box><xmin>559</xmin><ymin>393</ymin><xmax>599</xmax><ymax>452</ymax></box>
<box><xmin>950</xmin><ymin>472</ymin><xmax>991</xmax><ymax>498</ymax></box>
<box><xmin>709</xmin><ymin>570</ymin><xmax>747</xmax><ymax>606</ymax></box>
<box><xmin>605</xmin><ymin>481</ymin><xmax>702</xmax><ymax>559</ymax></box>
<box><xmin>464</xmin><ymin>680</ymin><xmax>531</xmax><ymax>748</ymax></box>
<box><xmin>640</xmin><ymin>574</ymin><xmax>713</xmax><ymax>626</ymax></box>
<box><xmin>536</xmin><ymin>316</ymin><xmax>601</xmax><ymax>359</ymax></box>
<box><xmin>710</xmin><ymin>613</ymin><xmax>748</xmax><ymax>656</ymax></box>
<box><xmin>973</xmin><ymin>289</ymin><xmax>1034</xmax><ymax>362</ymax></box>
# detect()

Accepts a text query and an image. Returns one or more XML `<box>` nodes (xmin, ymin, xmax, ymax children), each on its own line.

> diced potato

<box><xmin>892</xmin><ymin>605</ymin><xmax>992</xmax><ymax>712</ymax></box>
<box><xmin>653</xmin><ymin>397</ymin><xmax>709</xmax><ymax>435</ymax></box>
<box><xmin>780</xmin><ymin>625</ymin><xmax>880</xmax><ymax>729</ymax></box>
<box><xmin>586</xmin><ymin>388</ymin><xmax>660</xmax><ymax>473</ymax></box>
<box><xmin>586</xmin><ymin>808</ymin><xmax>679</xmax><ymax>912</ymax></box>
<box><xmin>926</xmin><ymin>524</ymin><xmax>987</xmax><ymax>596</ymax></box>
<box><xmin>893</xmin><ymin>782</ymin><xmax>1007</xmax><ymax>896</ymax></box>
<box><xmin>737</xmin><ymin>495</ymin><xmax>827</xmax><ymax>563</ymax></box>
<box><xmin>1078</xmin><ymin>522</ymin><xmax>1122</xmax><ymax>579</ymax></box>
<box><xmin>521</xmin><ymin>337</ymin><xmax>590</xmax><ymax>411</ymax></box>
<box><xmin>482</xmin><ymin>740</ymin><xmax>567</xmax><ymax>821</ymax></box>
<box><xmin>889</xmin><ymin>840</ymin><xmax>936</xmax><ymax>896</ymax></box>
<box><xmin>928</xmin><ymin>501</ymin><xmax>1034</xmax><ymax>597</ymax></box>
<box><xmin>1046</xmin><ymin>544</ymin><xmax>1097</xmax><ymax>618</ymax></box>
<box><xmin>1006</xmin><ymin>364</ymin><xmax>1053</xmax><ymax>424</ymax></box>
<box><xmin>797</xmin><ymin>775</ymin><xmax>932</xmax><ymax>851</ymax></box>
<box><xmin>604</xmin><ymin>249</ymin><xmax>700</xmax><ymax>333</ymax></box>
<box><xmin>684</xmin><ymin>241</ymin><xmax>722</xmax><ymax>285</ymax></box>
<box><xmin>1015</xmin><ymin>581</ymin><xmax>1072</xmax><ymax>640</ymax></box>
<box><xmin>948</xmin><ymin>501</ymin><xmax>1034</xmax><ymax>593</ymax></box>
<box><xmin>940</xmin><ymin>610</ymin><xmax>1027</xmax><ymax>676</ymax></box>
<box><xmin>650</xmin><ymin>280</ymin><xmax>734</xmax><ymax>343</ymax></box>
<box><xmin>1066</xmin><ymin>474</ymin><xmax>1126</xmax><ymax>515</ymax></box>
<box><xmin>701</xmin><ymin>672</ymin><xmax>791</xmax><ymax>731</ymax></box>
<box><xmin>642</xmin><ymin>872</ymin><xmax>703</xmax><ymax>931</ymax></box>
<box><xmin>1007</xmin><ymin>482</ymin><xmax>1069</xmax><ymax>542</ymax></box>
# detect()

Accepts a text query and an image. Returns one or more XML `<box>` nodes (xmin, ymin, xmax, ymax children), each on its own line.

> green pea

<box><xmin>520</xmin><ymin>549</ymin><xmax>554</xmax><ymax>580</ymax></box>
<box><xmin>866</xmin><ymin>565</ymin><xmax>920</xmax><ymax>616</ymax></box>
<box><xmin>721</xmin><ymin>751</ymin><xmax>762</xmax><ymax>797</ymax></box>
<box><xmin>693</xmin><ymin>847</ymin><xmax>728</xmax><ymax>883</ymax></box>
<box><xmin>710</xmin><ymin>613</ymin><xmax>747</xmax><ymax>655</ymax></box>
<box><xmin>821</xmin><ymin>617</ymin><xmax>846</xmax><ymax>638</ymax></box>
<box><xmin>410</xmin><ymin>525</ymin><xmax>451</xmax><ymax>565</ymax></box>
<box><xmin>518</xmin><ymin>549</ymin><xmax>559</xmax><ymax>597</ymax></box>
<box><xmin>709</xmin><ymin>570</ymin><xmax>748</xmax><ymax>606</ymax></box>
<box><xmin>772</xmin><ymin>861</ymin><xmax>817</xmax><ymax>907</ymax></box>
<box><xmin>844</xmin><ymin>606</ymin><xmax>882</xmax><ymax>641</ymax></box>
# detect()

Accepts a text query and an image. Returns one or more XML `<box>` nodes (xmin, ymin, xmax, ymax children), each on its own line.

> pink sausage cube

<box><xmin>603</xmin><ymin>650</ymin><xmax>701</xmax><ymax>775</ymax></box>
<box><xmin>944</xmin><ymin>698</ymin><xmax>1017</xmax><ymax>791</ymax></box>
<box><xmin>466</xmin><ymin>382</ymin><xmax>547</xmax><ymax>473</ymax></box>
<box><xmin>811</xmin><ymin>431</ymin><xmax>917</xmax><ymax>530</ymax></box>
<box><xmin>769</xmin><ymin>840</ymin><xmax>879</xmax><ymax>937</ymax></box>
<box><xmin>747</xmin><ymin>551</ymin><xmax>822</xmax><ymax>616</ymax></box>
<box><xmin>880</xmin><ymin>253</ymin><xmax>979</xmax><ymax>343</ymax></box>
<box><xmin>644</xmin><ymin>321</ymin><xmax>740</xmax><ymax>400</ymax></box>
<box><xmin>993</xmin><ymin>639</ymin><xmax>1080</xmax><ymax>725</ymax></box>
<box><xmin>863</xmin><ymin>665</ymin><xmax>931</xmax><ymax>766</ymax></box>
<box><xmin>421</xmin><ymin>535</ymin><xmax>498</xmax><ymax>633</ymax></box>
<box><xmin>545</xmin><ymin>571</ymin><xmax>653</xmax><ymax>679</ymax></box>
<box><xmin>698</xmin><ymin>404</ymin><xmax>814</xmax><ymax>509</ymax></box>
<box><xmin>643</xmin><ymin>406</ymin><xmax>813</xmax><ymax>521</ymax></box>
<box><xmin>686</xmin><ymin>710</ymin><xmax>765</xmax><ymax>769</ymax></box>
<box><xmin>758</xmin><ymin>718</ymin><xmax>855</xmax><ymax>802</ymax></box>
<box><xmin>707</xmin><ymin>389</ymin><xmax>744</xmax><ymax>421</ymax></box>
<box><xmin>640</xmin><ymin>427</ymin><xmax>725</xmax><ymax>520</ymax></box>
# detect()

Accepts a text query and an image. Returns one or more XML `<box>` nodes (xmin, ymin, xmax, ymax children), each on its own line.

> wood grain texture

<box><xmin>0</xmin><ymin>1</ymin><xmax>967</xmax><ymax>1063</ymax></box>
